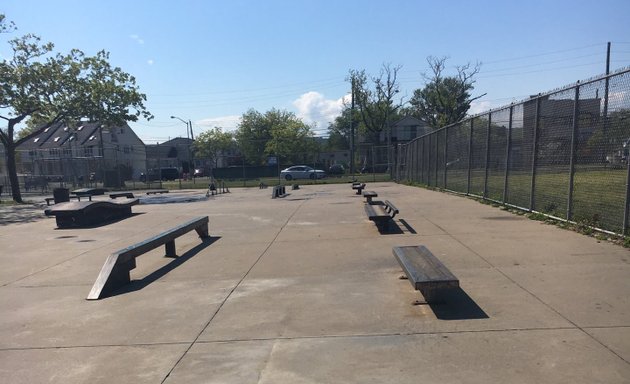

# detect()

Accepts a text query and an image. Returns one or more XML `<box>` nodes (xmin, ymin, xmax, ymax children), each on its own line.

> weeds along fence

<box><xmin>396</xmin><ymin>67</ymin><xmax>630</xmax><ymax>236</ymax></box>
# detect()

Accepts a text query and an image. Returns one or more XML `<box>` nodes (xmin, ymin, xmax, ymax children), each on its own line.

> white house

<box><xmin>18</xmin><ymin>121</ymin><xmax>146</xmax><ymax>185</ymax></box>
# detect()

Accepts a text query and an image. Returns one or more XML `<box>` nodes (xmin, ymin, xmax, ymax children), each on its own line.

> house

<box><xmin>385</xmin><ymin>116</ymin><xmax>432</xmax><ymax>143</ymax></box>
<box><xmin>18</xmin><ymin>121</ymin><xmax>146</xmax><ymax>185</ymax></box>
<box><xmin>145</xmin><ymin>137</ymin><xmax>194</xmax><ymax>176</ymax></box>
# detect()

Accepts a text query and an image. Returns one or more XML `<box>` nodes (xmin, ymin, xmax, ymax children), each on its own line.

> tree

<box><xmin>0</xmin><ymin>32</ymin><xmax>152</xmax><ymax>202</ymax></box>
<box><xmin>348</xmin><ymin>63</ymin><xmax>404</xmax><ymax>144</ymax></box>
<box><xmin>234</xmin><ymin>109</ymin><xmax>272</xmax><ymax>165</ymax></box>
<box><xmin>193</xmin><ymin>127</ymin><xmax>235</xmax><ymax>168</ymax></box>
<box><xmin>235</xmin><ymin>108</ymin><xmax>315</xmax><ymax>165</ymax></box>
<box><xmin>407</xmin><ymin>56</ymin><xmax>484</xmax><ymax>128</ymax></box>
<box><xmin>265</xmin><ymin>113</ymin><xmax>315</xmax><ymax>164</ymax></box>
<box><xmin>0</xmin><ymin>14</ymin><xmax>16</xmax><ymax>33</ymax></box>
<box><xmin>326</xmin><ymin>108</ymin><xmax>353</xmax><ymax>150</ymax></box>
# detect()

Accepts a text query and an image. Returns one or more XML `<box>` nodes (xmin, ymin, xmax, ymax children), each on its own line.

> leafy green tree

<box><xmin>407</xmin><ymin>56</ymin><xmax>484</xmax><ymax>128</ymax></box>
<box><xmin>193</xmin><ymin>127</ymin><xmax>235</xmax><ymax>168</ymax></box>
<box><xmin>265</xmin><ymin>113</ymin><xmax>315</xmax><ymax>164</ymax></box>
<box><xmin>326</xmin><ymin>108</ymin><xmax>353</xmax><ymax>150</ymax></box>
<box><xmin>235</xmin><ymin>108</ymin><xmax>315</xmax><ymax>165</ymax></box>
<box><xmin>234</xmin><ymin>109</ymin><xmax>272</xmax><ymax>165</ymax></box>
<box><xmin>0</xmin><ymin>32</ymin><xmax>152</xmax><ymax>202</ymax></box>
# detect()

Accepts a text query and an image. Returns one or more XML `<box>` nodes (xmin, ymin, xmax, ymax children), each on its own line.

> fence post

<box><xmin>427</xmin><ymin>133</ymin><xmax>434</xmax><ymax>186</ymax></box>
<box><xmin>483</xmin><ymin>113</ymin><xmax>492</xmax><ymax>199</ymax></box>
<box><xmin>529</xmin><ymin>97</ymin><xmax>541</xmax><ymax>211</ymax></box>
<box><xmin>435</xmin><ymin>131</ymin><xmax>440</xmax><ymax>188</ymax></box>
<box><xmin>503</xmin><ymin>105</ymin><xmax>514</xmax><ymax>203</ymax></box>
<box><xmin>624</xmin><ymin>155</ymin><xmax>630</xmax><ymax>235</ymax></box>
<box><xmin>567</xmin><ymin>83</ymin><xmax>580</xmax><ymax>221</ymax></box>
<box><xmin>467</xmin><ymin>119</ymin><xmax>473</xmax><ymax>195</ymax></box>
<box><xmin>444</xmin><ymin>126</ymin><xmax>449</xmax><ymax>189</ymax></box>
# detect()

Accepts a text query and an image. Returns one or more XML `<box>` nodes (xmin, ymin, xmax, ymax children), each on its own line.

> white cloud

<box><xmin>292</xmin><ymin>92</ymin><xmax>348</xmax><ymax>131</ymax></box>
<box><xmin>129</xmin><ymin>34</ymin><xmax>145</xmax><ymax>44</ymax></box>
<box><xmin>147</xmin><ymin>59</ymin><xmax>154</xmax><ymax>65</ymax></box>
<box><xmin>468</xmin><ymin>100</ymin><xmax>495</xmax><ymax>115</ymax></box>
<box><xmin>195</xmin><ymin>115</ymin><xmax>241</xmax><ymax>132</ymax></box>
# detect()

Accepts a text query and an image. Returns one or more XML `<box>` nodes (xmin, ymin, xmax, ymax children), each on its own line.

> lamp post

<box><xmin>170</xmin><ymin>115</ymin><xmax>195</xmax><ymax>183</ymax></box>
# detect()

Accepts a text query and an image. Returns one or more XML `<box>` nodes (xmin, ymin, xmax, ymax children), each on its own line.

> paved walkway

<box><xmin>0</xmin><ymin>183</ymin><xmax>628</xmax><ymax>383</ymax></box>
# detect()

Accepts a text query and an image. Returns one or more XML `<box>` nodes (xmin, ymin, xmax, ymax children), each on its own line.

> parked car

<box><xmin>328</xmin><ymin>164</ymin><xmax>345</xmax><ymax>175</ymax></box>
<box><xmin>280</xmin><ymin>165</ymin><xmax>326</xmax><ymax>180</ymax></box>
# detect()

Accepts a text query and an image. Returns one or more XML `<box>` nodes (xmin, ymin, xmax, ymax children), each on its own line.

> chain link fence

<box><xmin>397</xmin><ymin>68</ymin><xmax>630</xmax><ymax>236</ymax></box>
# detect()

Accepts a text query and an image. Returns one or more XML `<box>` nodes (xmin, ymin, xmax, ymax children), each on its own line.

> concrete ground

<box><xmin>0</xmin><ymin>182</ymin><xmax>628</xmax><ymax>383</ymax></box>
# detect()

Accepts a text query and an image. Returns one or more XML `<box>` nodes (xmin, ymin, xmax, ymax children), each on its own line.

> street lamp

<box><xmin>170</xmin><ymin>115</ymin><xmax>195</xmax><ymax>183</ymax></box>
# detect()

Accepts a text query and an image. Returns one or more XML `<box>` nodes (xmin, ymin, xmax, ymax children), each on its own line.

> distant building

<box><xmin>145</xmin><ymin>137</ymin><xmax>194</xmax><ymax>175</ymax></box>
<box><xmin>385</xmin><ymin>116</ymin><xmax>432</xmax><ymax>144</ymax></box>
<box><xmin>17</xmin><ymin>121</ymin><xmax>146</xmax><ymax>184</ymax></box>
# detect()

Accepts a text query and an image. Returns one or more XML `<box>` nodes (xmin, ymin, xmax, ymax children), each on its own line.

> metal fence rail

<box><xmin>397</xmin><ymin>68</ymin><xmax>630</xmax><ymax>236</ymax></box>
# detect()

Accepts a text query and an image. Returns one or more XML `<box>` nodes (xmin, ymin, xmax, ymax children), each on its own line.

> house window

<box><xmin>49</xmin><ymin>148</ymin><xmax>59</xmax><ymax>157</ymax></box>
<box><xmin>62</xmin><ymin>148</ymin><xmax>72</xmax><ymax>157</ymax></box>
<box><xmin>84</xmin><ymin>147</ymin><xmax>93</xmax><ymax>157</ymax></box>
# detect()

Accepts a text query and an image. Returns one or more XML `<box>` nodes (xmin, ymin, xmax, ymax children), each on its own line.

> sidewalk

<box><xmin>0</xmin><ymin>182</ymin><xmax>628</xmax><ymax>383</ymax></box>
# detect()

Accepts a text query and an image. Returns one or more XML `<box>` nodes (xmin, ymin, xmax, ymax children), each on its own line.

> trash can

<box><xmin>53</xmin><ymin>188</ymin><xmax>70</xmax><ymax>204</ymax></box>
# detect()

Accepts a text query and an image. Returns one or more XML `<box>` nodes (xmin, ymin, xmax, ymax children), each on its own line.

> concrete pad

<box><xmin>0</xmin><ymin>279</ymin><xmax>237</xmax><ymax>348</ymax></box>
<box><xmin>455</xmin><ymin>228</ymin><xmax>629</xmax><ymax>267</ymax></box>
<box><xmin>503</xmin><ymin>264</ymin><xmax>630</xmax><ymax>327</ymax></box>
<box><xmin>168</xmin><ymin>330</ymin><xmax>630</xmax><ymax>384</ymax></box>
<box><xmin>1</xmin><ymin>183</ymin><xmax>628</xmax><ymax>383</ymax></box>
<box><xmin>199</xmin><ymin>270</ymin><xmax>571</xmax><ymax>342</ymax></box>
<box><xmin>586</xmin><ymin>327</ymin><xmax>630</xmax><ymax>362</ymax></box>
<box><xmin>0</xmin><ymin>344</ymin><xmax>188</xmax><ymax>384</ymax></box>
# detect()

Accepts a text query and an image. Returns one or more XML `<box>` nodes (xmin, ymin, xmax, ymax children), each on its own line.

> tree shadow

<box><xmin>106</xmin><ymin>236</ymin><xmax>221</xmax><ymax>298</ymax></box>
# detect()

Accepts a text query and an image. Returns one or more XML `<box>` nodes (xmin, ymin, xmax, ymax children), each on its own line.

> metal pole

<box><xmin>350</xmin><ymin>77</ymin><xmax>355</xmax><ymax>176</ymax></box>
<box><xmin>483</xmin><ymin>114</ymin><xmax>492</xmax><ymax>198</ymax></box>
<box><xmin>567</xmin><ymin>83</ymin><xmax>580</xmax><ymax>220</ymax></box>
<box><xmin>529</xmin><ymin>97</ymin><xmax>541</xmax><ymax>211</ymax></box>
<box><xmin>467</xmin><ymin>119</ymin><xmax>473</xmax><ymax>195</ymax></box>
<box><xmin>624</xmin><ymin>156</ymin><xmax>630</xmax><ymax>235</ymax></box>
<box><xmin>503</xmin><ymin>106</ymin><xmax>514</xmax><ymax>203</ymax></box>
<box><xmin>444</xmin><ymin>126</ymin><xmax>449</xmax><ymax>189</ymax></box>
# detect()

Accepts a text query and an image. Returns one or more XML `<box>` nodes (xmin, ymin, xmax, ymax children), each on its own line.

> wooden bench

<box><xmin>87</xmin><ymin>216</ymin><xmax>210</xmax><ymax>300</ymax></box>
<box><xmin>110</xmin><ymin>192</ymin><xmax>135</xmax><ymax>199</ymax></box>
<box><xmin>393</xmin><ymin>245</ymin><xmax>459</xmax><ymax>304</ymax></box>
<box><xmin>44</xmin><ymin>199</ymin><xmax>139</xmax><ymax>228</ymax></box>
<box><xmin>363</xmin><ymin>190</ymin><xmax>378</xmax><ymax>204</ymax></box>
<box><xmin>352</xmin><ymin>183</ymin><xmax>366</xmax><ymax>195</ymax></box>
<box><xmin>364</xmin><ymin>200</ymin><xmax>399</xmax><ymax>230</ymax></box>
<box><xmin>146</xmin><ymin>189</ymin><xmax>169</xmax><ymax>195</ymax></box>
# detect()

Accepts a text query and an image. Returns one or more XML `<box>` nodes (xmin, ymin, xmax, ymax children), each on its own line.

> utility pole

<box><xmin>350</xmin><ymin>76</ymin><xmax>355</xmax><ymax>176</ymax></box>
<box><xmin>603</xmin><ymin>42</ymin><xmax>611</xmax><ymax>138</ymax></box>
<box><xmin>188</xmin><ymin>120</ymin><xmax>195</xmax><ymax>184</ymax></box>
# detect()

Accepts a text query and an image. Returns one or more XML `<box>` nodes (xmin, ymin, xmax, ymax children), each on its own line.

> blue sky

<box><xmin>2</xmin><ymin>0</ymin><xmax>630</xmax><ymax>143</ymax></box>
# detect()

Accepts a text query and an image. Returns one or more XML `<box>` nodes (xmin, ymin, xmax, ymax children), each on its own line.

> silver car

<box><xmin>280</xmin><ymin>165</ymin><xmax>326</xmax><ymax>180</ymax></box>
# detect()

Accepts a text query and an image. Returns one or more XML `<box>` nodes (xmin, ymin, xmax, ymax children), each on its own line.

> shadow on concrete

<box><xmin>107</xmin><ymin>236</ymin><xmax>221</xmax><ymax>299</ymax></box>
<box><xmin>428</xmin><ymin>288</ymin><xmax>489</xmax><ymax>320</ymax></box>
<box><xmin>0</xmin><ymin>204</ymin><xmax>48</xmax><ymax>226</ymax></box>
<box><xmin>398</xmin><ymin>219</ymin><xmax>417</xmax><ymax>234</ymax></box>
<box><xmin>53</xmin><ymin>212</ymin><xmax>145</xmax><ymax>230</ymax></box>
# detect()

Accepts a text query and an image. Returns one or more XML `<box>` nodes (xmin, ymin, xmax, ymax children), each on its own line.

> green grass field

<box><xmin>407</xmin><ymin>165</ymin><xmax>628</xmax><ymax>234</ymax></box>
